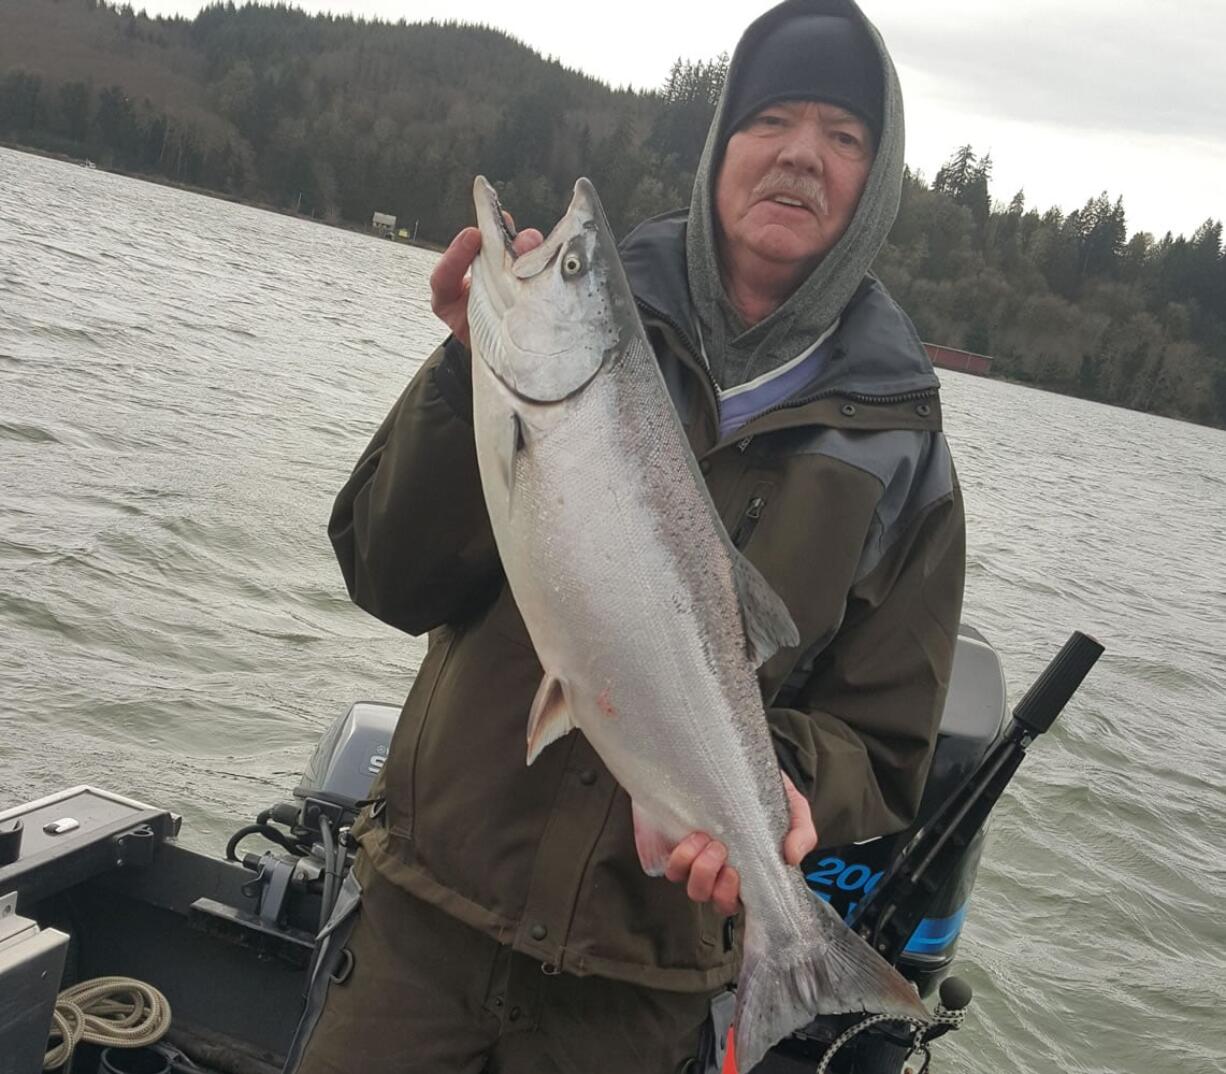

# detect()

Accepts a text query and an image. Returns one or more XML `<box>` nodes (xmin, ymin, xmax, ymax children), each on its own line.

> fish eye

<box><xmin>562</xmin><ymin>252</ymin><xmax>583</xmax><ymax>276</ymax></box>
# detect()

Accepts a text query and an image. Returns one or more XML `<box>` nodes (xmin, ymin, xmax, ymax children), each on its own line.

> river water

<box><xmin>2</xmin><ymin>147</ymin><xmax>1223</xmax><ymax>1073</ymax></box>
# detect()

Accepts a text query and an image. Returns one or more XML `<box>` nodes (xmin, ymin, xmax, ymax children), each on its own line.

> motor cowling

<box><xmin>293</xmin><ymin>701</ymin><xmax>402</xmax><ymax>826</ymax></box>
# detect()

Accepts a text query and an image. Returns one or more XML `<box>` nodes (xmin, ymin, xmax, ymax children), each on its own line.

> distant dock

<box><xmin>924</xmin><ymin>343</ymin><xmax>992</xmax><ymax>376</ymax></box>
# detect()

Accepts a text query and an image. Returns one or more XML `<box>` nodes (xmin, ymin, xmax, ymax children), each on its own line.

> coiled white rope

<box><xmin>43</xmin><ymin>976</ymin><xmax>172</xmax><ymax>1071</ymax></box>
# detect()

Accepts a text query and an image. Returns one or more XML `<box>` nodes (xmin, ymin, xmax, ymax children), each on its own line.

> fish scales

<box><xmin>466</xmin><ymin>175</ymin><xmax>928</xmax><ymax>1072</ymax></box>
<box><xmin>476</xmin><ymin>330</ymin><xmax>785</xmax><ymax>869</ymax></box>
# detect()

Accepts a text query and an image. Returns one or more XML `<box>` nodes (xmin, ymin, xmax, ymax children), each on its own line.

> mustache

<box><xmin>751</xmin><ymin>171</ymin><xmax>828</xmax><ymax>214</ymax></box>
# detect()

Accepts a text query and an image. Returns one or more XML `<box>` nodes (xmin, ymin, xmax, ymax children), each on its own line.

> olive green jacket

<box><xmin>330</xmin><ymin>215</ymin><xmax>965</xmax><ymax>992</ymax></box>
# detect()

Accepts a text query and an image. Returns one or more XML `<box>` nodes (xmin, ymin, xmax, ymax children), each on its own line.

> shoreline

<box><xmin>0</xmin><ymin>140</ymin><xmax>447</xmax><ymax>254</ymax></box>
<box><xmin>5</xmin><ymin>140</ymin><xmax>1221</xmax><ymax>433</ymax></box>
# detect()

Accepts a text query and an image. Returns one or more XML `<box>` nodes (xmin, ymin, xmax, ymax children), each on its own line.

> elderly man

<box><xmin>286</xmin><ymin>1</ymin><xmax>964</xmax><ymax>1072</ymax></box>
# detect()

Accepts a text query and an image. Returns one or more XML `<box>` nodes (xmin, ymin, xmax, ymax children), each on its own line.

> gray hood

<box><xmin>686</xmin><ymin>0</ymin><xmax>906</xmax><ymax>389</ymax></box>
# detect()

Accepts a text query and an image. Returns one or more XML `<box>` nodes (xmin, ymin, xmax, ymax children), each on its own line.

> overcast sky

<box><xmin>138</xmin><ymin>0</ymin><xmax>1224</xmax><ymax>240</ymax></box>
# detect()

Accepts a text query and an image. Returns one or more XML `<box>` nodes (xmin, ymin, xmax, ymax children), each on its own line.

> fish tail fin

<box><xmin>732</xmin><ymin>900</ymin><xmax>928</xmax><ymax>1073</ymax></box>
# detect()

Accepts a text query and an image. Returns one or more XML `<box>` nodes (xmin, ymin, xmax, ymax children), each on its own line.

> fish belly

<box><xmin>471</xmin><ymin>345</ymin><xmax>789</xmax><ymax>891</ymax></box>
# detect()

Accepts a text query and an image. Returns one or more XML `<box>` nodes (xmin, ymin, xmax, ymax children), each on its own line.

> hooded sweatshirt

<box><xmin>686</xmin><ymin>0</ymin><xmax>906</xmax><ymax>390</ymax></box>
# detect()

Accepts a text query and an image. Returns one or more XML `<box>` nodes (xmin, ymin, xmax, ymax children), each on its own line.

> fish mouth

<box><xmin>473</xmin><ymin>176</ymin><xmax>609</xmax><ymax>282</ymax></box>
<box><xmin>468</xmin><ymin>176</ymin><xmax>632</xmax><ymax>404</ymax></box>
<box><xmin>473</xmin><ymin>175</ymin><xmax>519</xmax><ymax>260</ymax></box>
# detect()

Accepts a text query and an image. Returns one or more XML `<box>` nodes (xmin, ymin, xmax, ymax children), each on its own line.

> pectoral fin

<box><xmin>731</xmin><ymin>551</ymin><xmax>800</xmax><ymax>667</ymax></box>
<box><xmin>525</xmin><ymin>673</ymin><xmax>576</xmax><ymax>765</ymax></box>
<box><xmin>494</xmin><ymin>410</ymin><xmax>524</xmax><ymax>496</ymax></box>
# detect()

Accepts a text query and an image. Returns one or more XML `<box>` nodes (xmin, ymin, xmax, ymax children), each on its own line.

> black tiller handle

<box><xmin>1012</xmin><ymin>631</ymin><xmax>1105</xmax><ymax>737</ymax></box>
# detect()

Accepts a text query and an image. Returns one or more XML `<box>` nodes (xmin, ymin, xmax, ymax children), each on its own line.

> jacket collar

<box><xmin>619</xmin><ymin>210</ymin><xmax>942</xmax><ymax>411</ymax></box>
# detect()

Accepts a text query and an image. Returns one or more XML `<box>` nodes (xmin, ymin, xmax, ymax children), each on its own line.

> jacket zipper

<box><xmin>730</xmin><ymin>495</ymin><xmax>767</xmax><ymax>549</ymax></box>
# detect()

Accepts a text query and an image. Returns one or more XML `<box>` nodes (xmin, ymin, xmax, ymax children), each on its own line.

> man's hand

<box><xmin>429</xmin><ymin>214</ymin><xmax>543</xmax><ymax>347</ymax></box>
<box><xmin>665</xmin><ymin>772</ymin><xmax>817</xmax><ymax>917</ymax></box>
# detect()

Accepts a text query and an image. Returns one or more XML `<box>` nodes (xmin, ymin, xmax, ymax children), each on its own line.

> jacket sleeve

<box><xmin>328</xmin><ymin>336</ymin><xmax>503</xmax><ymax>635</ymax></box>
<box><xmin>766</xmin><ymin>473</ymin><xmax>965</xmax><ymax>848</ymax></box>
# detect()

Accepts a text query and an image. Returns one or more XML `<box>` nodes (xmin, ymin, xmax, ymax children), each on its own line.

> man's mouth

<box><xmin>770</xmin><ymin>195</ymin><xmax>807</xmax><ymax>208</ymax></box>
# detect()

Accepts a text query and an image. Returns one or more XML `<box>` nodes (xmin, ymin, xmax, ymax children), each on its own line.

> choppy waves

<box><xmin>2</xmin><ymin>147</ymin><xmax>1224</xmax><ymax>1074</ymax></box>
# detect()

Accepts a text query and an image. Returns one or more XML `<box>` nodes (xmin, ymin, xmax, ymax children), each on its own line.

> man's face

<box><xmin>714</xmin><ymin>100</ymin><xmax>875</xmax><ymax>283</ymax></box>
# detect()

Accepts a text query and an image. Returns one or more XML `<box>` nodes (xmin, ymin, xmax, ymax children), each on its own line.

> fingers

<box><xmin>512</xmin><ymin>228</ymin><xmax>545</xmax><ymax>256</ymax></box>
<box><xmin>430</xmin><ymin>228</ymin><xmax>481</xmax><ymax>344</ymax></box>
<box><xmin>665</xmin><ymin>834</ymin><xmax>742</xmax><ymax>917</ymax></box>
<box><xmin>656</xmin><ymin>778</ymin><xmax>814</xmax><ymax>923</ymax></box>
<box><xmin>499</xmin><ymin>206</ymin><xmax>545</xmax><ymax>256</ymax></box>
<box><xmin>424</xmin><ymin>211</ymin><xmax>548</xmax><ymax>347</ymax></box>
<box><xmin>685</xmin><ymin>839</ymin><xmax>727</xmax><ymax>904</ymax></box>
<box><xmin>664</xmin><ymin>833</ymin><xmax>710</xmax><ymax>884</ymax></box>
<box><xmin>711</xmin><ymin>866</ymin><xmax>741</xmax><ymax>918</ymax></box>
<box><xmin>430</xmin><ymin>228</ymin><xmax>481</xmax><ymax>308</ymax></box>
<box><xmin>783</xmin><ymin>825</ymin><xmax>818</xmax><ymax>867</ymax></box>
<box><xmin>781</xmin><ymin>773</ymin><xmax>818</xmax><ymax>866</ymax></box>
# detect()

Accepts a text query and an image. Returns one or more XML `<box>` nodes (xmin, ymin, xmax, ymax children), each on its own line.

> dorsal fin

<box><xmin>732</xmin><ymin>551</ymin><xmax>800</xmax><ymax>666</ymax></box>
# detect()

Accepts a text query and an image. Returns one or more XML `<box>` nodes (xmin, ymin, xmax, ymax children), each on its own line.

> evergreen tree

<box><xmin>0</xmin><ymin>4</ymin><xmax>1221</xmax><ymax>427</ymax></box>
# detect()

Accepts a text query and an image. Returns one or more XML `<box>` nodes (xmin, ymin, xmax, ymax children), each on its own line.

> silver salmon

<box><xmin>467</xmin><ymin>175</ymin><xmax>927</xmax><ymax>1071</ymax></box>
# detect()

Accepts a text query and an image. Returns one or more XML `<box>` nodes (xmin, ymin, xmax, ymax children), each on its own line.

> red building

<box><xmin>923</xmin><ymin>343</ymin><xmax>993</xmax><ymax>376</ymax></box>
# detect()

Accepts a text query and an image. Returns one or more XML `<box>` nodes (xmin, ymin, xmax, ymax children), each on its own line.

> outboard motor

<box><xmin>762</xmin><ymin>629</ymin><xmax>1104</xmax><ymax>1074</ymax></box>
<box><xmin>221</xmin><ymin>702</ymin><xmax>400</xmax><ymax>940</ymax></box>
<box><xmin>803</xmin><ymin>624</ymin><xmax>1007</xmax><ymax>996</ymax></box>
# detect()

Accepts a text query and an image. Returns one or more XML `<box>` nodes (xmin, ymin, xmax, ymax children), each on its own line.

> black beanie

<box><xmin>720</xmin><ymin>13</ymin><xmax>883</xmax><ymax>146</ymax></box>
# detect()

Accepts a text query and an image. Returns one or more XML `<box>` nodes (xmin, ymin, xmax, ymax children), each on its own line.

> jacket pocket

<box><xmin>729</xmin><ymin>482</ymin><xmax>773</xmax><ymax>549</ymax></box>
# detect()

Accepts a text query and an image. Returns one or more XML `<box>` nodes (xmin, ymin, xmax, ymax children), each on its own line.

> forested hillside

<box><xmin>2</xmin><ymin>0</ymin><xmax>1223</xmax><ymax>426</ymax></box>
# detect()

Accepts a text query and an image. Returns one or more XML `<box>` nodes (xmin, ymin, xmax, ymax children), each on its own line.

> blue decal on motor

<box><xmin>805</xmin><ymin>856</ymin><xmax>883</xmax><ymax>899</ymax></box>
<box><xmin>901</xmin><ymin>907</ymin><xmax>968</xmax><ymax>955</ymax></box>
<box><xmin>806</xmin><ymin>859</ymin><xmax>967</xmax><ymax>955</ymax></box>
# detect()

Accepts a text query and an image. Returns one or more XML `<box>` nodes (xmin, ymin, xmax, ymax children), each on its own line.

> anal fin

<box><xmin>525</xmin><ymin>673</ymin><xmax>576</xmax><ymax>765</ymax></box>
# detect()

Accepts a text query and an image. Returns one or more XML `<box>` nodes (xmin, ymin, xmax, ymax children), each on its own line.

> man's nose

<box><xmin>776</xmin><ymin>127</ymin><xmax>824</xmax><ymax>173</ymax></box>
